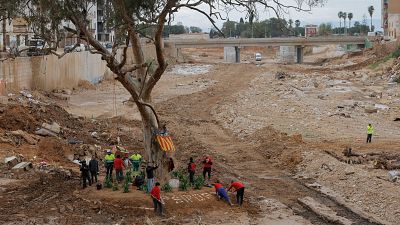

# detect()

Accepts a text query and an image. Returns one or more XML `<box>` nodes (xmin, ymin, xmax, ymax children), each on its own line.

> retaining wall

<box><xmin>0</xmin><ymin>44</ymin><xmax>171</xmax><ymax>95</ymax></box>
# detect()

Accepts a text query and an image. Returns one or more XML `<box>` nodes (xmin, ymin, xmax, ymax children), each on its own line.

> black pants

<box><xmin>90</xmin><ymin>171</ymin><xmax>98</xmax><ymax>183</ymax></box>
<box><xmin>203</xmin><ymin>168</ymin><xmax>211</xmax><ymax>180</ymax></box>
<box><xmin>367</xmin><ymin>134</ymin><xmax>372</xmax><ymax>143</ymax></box>
<box><xmin>153</xmin><ymin>198</ymin><xmax>163</xmax><ymax>216</ymax></box>
<box><xmin>82</xmin><ymin>172</ymin><xmax>91</xmax><ymax>188</ymax></box>
<box><xmin>236</xmin><ymin>187</ymin><xmax>245</xmax><ymax>206</ymax></box>
<box><xmin>189</xmin><ymin>171</ymin><xmax>195</xmax><ymax>184</ymax></box>
<box><xmin>106</xmin><ymin>164</ymin><xmax>113</xmax><ymax>178</ymax></box>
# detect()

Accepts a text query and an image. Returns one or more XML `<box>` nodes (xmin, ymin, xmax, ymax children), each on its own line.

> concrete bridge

<box><xmin>165</xmin><ymin>36</ymin><xmax>374</xmax><ymax>63</ymax></box>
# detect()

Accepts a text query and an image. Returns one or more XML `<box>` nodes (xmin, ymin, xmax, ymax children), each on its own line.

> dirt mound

<box><xmin>253</xmin><ymin>126</ymin><xmax>303</xmax><ymax>172</ymax></box>
<box><xmin>77</xmin><ymin>80</ymin><xmax>96</xmax><ymax>90</ymax></box>
<box><xmin>0</xmin><ymin>104</ymin><xmax>39</xmax><ymax>132</ymax></box>
<box><xmin>37</xmin><ymin>138</ymin><xmax>72</xmax><ymax>163</ymax></box>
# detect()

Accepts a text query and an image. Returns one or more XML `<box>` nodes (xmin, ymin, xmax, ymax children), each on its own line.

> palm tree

<box><xmin>368</xmin><ymin>6</ymin><xmax>374</xmax><ymax>31</ymax></box>
<box><xmin>342</xmin><ymin>12</ymin><xmax>348</xmax><ymax>35</ymax></box>
<box><xmin>295</xmin><ymin>19</ymin><xmax>300</xmax><ymax>28</ymax></box>
<box><xmin>338</xmin><ymin>11</ymin><xmax>343</xmax><ymax>34</ymax></box>
<box><xmin>294</xmin><ymin>19</ymin><xmax>300</xmax><ymax>36</ymax></box>
<box><xmin>348</xmin><ymin>13</ymin><xmax>353</xmax><ymax>29</ymax></box>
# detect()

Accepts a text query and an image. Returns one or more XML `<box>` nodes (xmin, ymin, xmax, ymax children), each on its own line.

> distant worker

<box><xmin>104</xmin><ymin>149</ymin><xmax>115</xmax><ymax>179</ymax></box>
<box><xmin>114</xmin><ymin>155</ymin><xmax>125</xmax><ymax>183</ymax></box>
<box><xmin>80</xmin><ymin>160</ymin><xmax>91</xmax><ymax>188</ymax></box>
<box><xmin>214</xmin><ymin>180</ymin><xmax>232</xmax><ymax>206</ymax></box>
<box><xmin>130</xmin><ymin>153</ymin><xmax>142</xmax><ymax>171</ymax></box>
<box><xmin>367</xmin><ymin>123</ymin><xmax>374</xmax><ymax>143</ymax></box>
<box><xmin>228</xmin><ymin>180</ymin><xmax>245</xmax><ymax>206</ymax></box>
<box><xmin>187</xmin><ymin>157</ymin><xmax>197</xmax><ymax>185</ymax></box>
<box><xmin>89</xmin><ymin>156</ymin><xmax>99</xmax><ymax>184</ymax></box>
<box><xmin>150</xmin><ymin>182</ymin><xmax>164</xmax><ymax>216</ymax></box>
<box><xmin>168</xmin><ymin>157</ymin><xmax>175</xmax><ymax>173</ymax></box>
<box><xmin>146</xmin><ymin>162</ymin><xmax>159</xmax><ymax>193</ymax></box>
<box><xmin>159</xmin><ymin>124</ymin><xmax>169</xmax><ymax>136</ymax></box>
<box><xmin>202</xmin><ymin>156</ymin><xmax>213</xmax><ymax>181</ymax></box>
<box><xmin>123</xmin><ymin>153</ymin><xmax>132</xmax><ymax>169</ymax></box>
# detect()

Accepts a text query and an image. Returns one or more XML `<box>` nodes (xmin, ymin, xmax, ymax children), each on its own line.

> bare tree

<box><xmin>12</xmin><ymin>0</ymin><xmax>325</xmax><ymax>178</ymax></box>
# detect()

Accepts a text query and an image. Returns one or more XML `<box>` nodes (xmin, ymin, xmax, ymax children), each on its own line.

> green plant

<box><xmin>123</xmin><ymin>181</ymin><xmax>130</xmax><ymax>193</ymax></box>
<box><xmin>172</xmin><ymin>170</ymin><xmax>184</xmax><ymax>180</ymax></box>
<box><xmin>392</xmin><ymin>47</ymin><xmax>400</xmax><ymax>58</ymax></box>
<box><xmin>394</xmin><ymin>76</ymin><xmax>400</xmax><ymax>83</ymax></box>
<box><xmin>179</xmin><ymin>175</ymin><xmax>190</xmax><ymax>191</ymax></box>
<box><xmin>193</xmin><ymin>176</ymin><xmax>205</xmax><ymax>190</ymax></box>
<box><xmin>104</xmin><ymin>176</ymin><xmax>113</xmax><ymax>188</ymax></box>
<box><xmin>125</xmin><ymin>170</ymin><xmax>133</xmax><ymax>183</ymax></box>
<box><xmin>139</xmin><ymin>184</ymin><xmax>147</xmax><ymax>192</ymax></box>
<box><xmin>161</xmin><ymin>183</ymin><xmax>172</xmax><ymax>192</ymax></box>
<box><xmin>370</xmin><ymin>47</ymin><xmax>400</xmax><ymax>69</ymax></box>
<box><xmin>112</xmin><ymin>180</ymin><xmax>119</xmax><ymax>191</ymax></box>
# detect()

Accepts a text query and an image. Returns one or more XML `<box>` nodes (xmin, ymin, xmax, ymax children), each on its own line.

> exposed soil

<box><xmin>0</xmin><ymin>42</ymin><xmax>400</xmax><ymax>224</ymax></box>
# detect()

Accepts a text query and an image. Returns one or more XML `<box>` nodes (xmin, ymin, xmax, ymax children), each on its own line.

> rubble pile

<box><xmin>388</xmin><ymin>57</ymin><xmax>400</xmax><ymax>82</ymax></box>
<box><xmin>297</xmin><ymin>151</ymin><xmax>400</xmax><ymax>224</ymax></box>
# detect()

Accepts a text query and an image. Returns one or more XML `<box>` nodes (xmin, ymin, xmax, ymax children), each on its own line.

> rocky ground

<box><xmin>0</xmin><ymin>43</ymin><xmax>399</xmax><ymax>224</ymax></box>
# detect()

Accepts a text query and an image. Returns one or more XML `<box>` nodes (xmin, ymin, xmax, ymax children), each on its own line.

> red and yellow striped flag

<box><xmin>156</xmin><ymin>135</ymin><xmax>176</xmax><ymax>152</ymax></box>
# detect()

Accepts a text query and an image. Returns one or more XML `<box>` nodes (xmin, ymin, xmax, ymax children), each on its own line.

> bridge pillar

<box><xmin>296</xmin><ymin>45</ymin><xmax>304</xmax><ymax>64</ymax></box>
<box><xmin>235</xmin><ymin>46</ymin><xmax>240</xmax><ymax>63</ymax></box>
<box><xmin>224</xmin><ymin>47</ymin><xmax>240</xmax><ymax>63</ymax></box>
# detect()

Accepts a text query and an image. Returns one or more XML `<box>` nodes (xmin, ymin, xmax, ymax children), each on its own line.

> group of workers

<box><xmin>79</xmin><ymin>156</ymin><xmax>100</xmax><ymax>188</ymax></box>
<box><xmin>79</xmin><ymin>123</ymin><xmax>375</xmax><ymax>215</ymax></box>
<box><xmin>80</xmin><ymin>148</ymin><xmax>144</xmax><ymax>189</ymax></box>
<box><xmin>148</xmin><ymin>155</ymin><xmax>245</xmax><ymax>216</ymax></box>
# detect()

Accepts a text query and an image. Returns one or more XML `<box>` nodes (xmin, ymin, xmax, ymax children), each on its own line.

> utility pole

<box><xmin>251</xmin><ymin>23</ymin><xmax>254</xmax><ymax>38</ymax></box>
<box><xmin>2</xmin><ymin>17</ymin><xmax>6</xmax><ymax>52</ymax></box>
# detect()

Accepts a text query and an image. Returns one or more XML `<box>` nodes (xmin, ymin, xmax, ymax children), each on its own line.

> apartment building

<box><xmin>0</xmin><ymin>1</ymin><xmax>114</xmax><ymax>50</ymax></box>
<box><xmin>382</xmin><ymin>0</ymin><xmax>400</xmax><ymax>39</ymax></box>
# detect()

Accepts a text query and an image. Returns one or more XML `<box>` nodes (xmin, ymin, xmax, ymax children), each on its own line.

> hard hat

<box><xmin>106</xmin><ymin>149</ymin><xmax>112</xmax><ymax>153</ymax></box>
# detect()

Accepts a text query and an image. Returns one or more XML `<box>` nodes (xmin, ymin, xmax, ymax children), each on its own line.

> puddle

<box><xmin>169</xmin><ymin>64</ymin><xmax>212</xmax><ymax>76</ymax></box>
<box><xmin>375</xmin><ymin>104</ymin><xmax>390</xmax><ymax>110</ymax></box>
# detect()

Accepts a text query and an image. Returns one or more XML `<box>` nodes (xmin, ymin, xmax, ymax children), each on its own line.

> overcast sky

<box><xmin>174</xmin><ymin>0</ymin><xmax>382</xmax><ymax>31</ymax></box>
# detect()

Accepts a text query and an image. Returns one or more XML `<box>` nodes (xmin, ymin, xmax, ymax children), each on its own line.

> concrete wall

<box><xmin>278</xmin><ymin>46</ymin><xmax>296</xmax><ymax>64</ymax></box>
<box><xmin>224</xmin><ymin>47</ymin><xmax>237</xmax><ymax>63</ymax></box>
<box><xmin>0</xmin><ymin>43</ymin><xmax>175</xmax><ymax>95</ymax></box>
<box><xmin>0</xmin><ymin>52</ymin><xmax>107</xmax><ymax>94</ymax></box>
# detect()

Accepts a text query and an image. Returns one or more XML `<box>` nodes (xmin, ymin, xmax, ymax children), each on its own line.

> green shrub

<box><xmin>161</xmin><ymin>183</ymin><xmax>172</xmax><ymax>192</ymax></box>
<box><xmin>394</xmin><ymin>76</ymin><xmax>400</xmax><ymax>83</ymax></box>
<box><xmin>179</xmin><ymin>175</ymin><xmax>190</xmax><ymax>191</ymax></box>
<box><xmin>123</xmin><ymin>181</ymin><xmax>130</xmax><ymax>193</ymax></box>
<box><xmin>172</xmin><ymin>170</ymin><xmax>185</xmax><ymax>180</ymax></box>
<box><xmin>125</xmin><ymin>170</ymin><xmax>132</xmax><ymax>183</ymax></box>
<box><xmin>391</xmin><ymin>47</ymin><xmax>400</xmax><ymax>58</ymax></box>
<box><xmin>112</xmin><ymin>181</ymin><xmax>119</xmax><ymax>191</ymax></box>
<box><xmin>193</xmin><ymin>176</ymin><xmax>205</xmax><ymax>190</ymax></box>
<box><xmin>139</xmin><ymin>184</ymin><xmax>147</xmax><ymax>192</ymax></box>
<box><xmin>104</xmin><ymin>176</ymin><xmax>113</xmax><ymax>188</ymax></box>
<box><xmin>370</xmin><ymin>46</ymin><xmax>400</xmax><ymax>69</ymax></box>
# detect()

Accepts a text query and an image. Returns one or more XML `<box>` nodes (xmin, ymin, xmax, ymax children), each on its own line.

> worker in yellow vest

<box><xmin>130</xmin><ymin>153</ymin><xmax>142</xmax><ymax>171</ymax></box>
<box><xmin>367</xmin><ymin>124</ymin><xmax>374</xmax><ymax>143</ymax></box>
<box><xmin>104</xmin><ymin>149</ymin><xmax>115</xmax><ymax>178</ymax></box>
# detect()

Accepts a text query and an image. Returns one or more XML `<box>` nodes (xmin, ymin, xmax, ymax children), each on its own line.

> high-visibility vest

<box><xmin>367</xmin><ymin>125</ymin><xmax>374</xmax><ymax>134</ymax></box>
<box><xmin>130</xmin><ymin>154</ymin><xmax>142</xmax><ymax>161</ymax></box>
<box><xmin>105</xmin><ymin>153</ymin><xmax>115</xmax><ymax>162</ymax></box>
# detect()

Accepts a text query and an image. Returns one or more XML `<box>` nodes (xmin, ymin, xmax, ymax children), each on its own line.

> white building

<box><xmin>382</xmin><ymin>0</ymin><xmax>400</xmax><ymax>39</ymax></box>
<box><xmin>0</xmin><ymin>1</ymin><xmax>114</xmax><ymax>50</ymax></box>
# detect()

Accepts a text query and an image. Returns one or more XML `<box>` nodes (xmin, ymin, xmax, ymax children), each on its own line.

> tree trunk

<box><xmin>2</xmin><ymin>17</ymin><xmax>6</xmax><ymax>52</ymax></box>
<box><xmin>137</xmin><ymin>102</ymin><xmax>170</xmax><ymax>183</ymax></box>
<box><xmin>370</xmin><ymin>18</ymin><xmax>373</xmax><ymax>32</ymax></box>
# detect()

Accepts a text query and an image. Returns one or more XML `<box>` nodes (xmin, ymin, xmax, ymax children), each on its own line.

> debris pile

<box><xmin>388</xmin><ymin>57</ymin><xmax>400</xmax><ymax>83</ymax></box>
